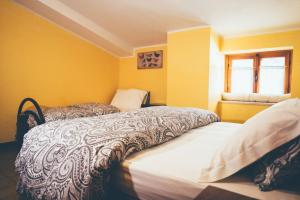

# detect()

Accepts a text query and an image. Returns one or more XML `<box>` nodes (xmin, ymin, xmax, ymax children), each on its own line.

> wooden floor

<box><xmin>0</xmin><ymin>143</ymin><xmax>19</xmax><ymax>200</ymax></box>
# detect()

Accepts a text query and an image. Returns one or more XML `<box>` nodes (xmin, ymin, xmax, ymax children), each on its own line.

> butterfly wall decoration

<box><xmin>137</xmin><ymin>50</ymin><xmax>163</xmax><ymax>69</ymax></box>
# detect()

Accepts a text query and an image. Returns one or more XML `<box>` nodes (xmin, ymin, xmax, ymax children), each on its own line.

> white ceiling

<box><xmin>16</xmin><ymin>0</ymin><xmax>300</xmax><ymax>57</ymax></box>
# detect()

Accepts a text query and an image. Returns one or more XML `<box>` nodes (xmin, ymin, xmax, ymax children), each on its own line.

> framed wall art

<box><xmin>137</xmin><ymin>50</ymin><xmax>163</xmax><ymax>69</ymax></box>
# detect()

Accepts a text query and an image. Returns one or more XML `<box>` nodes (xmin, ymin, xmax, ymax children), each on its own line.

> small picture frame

<box><xmin>137</xmin><ymin>50</ymin><xmax>163</xmax><ymax>69</ymax></box>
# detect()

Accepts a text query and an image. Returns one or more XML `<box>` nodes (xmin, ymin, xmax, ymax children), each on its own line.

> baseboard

<box><xmin>0</xmin><ymin>141</ymin><xmax>17</xmax><ymax>148</ymax></box>
<box><xmin>0</xmin><ymin>138</ymin><xmax>16</xmax><ymax>144</ymax></box>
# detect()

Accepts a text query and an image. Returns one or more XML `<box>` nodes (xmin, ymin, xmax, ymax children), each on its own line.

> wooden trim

<box><xmin>259</xmin><ymin>50</ymin><xmax>291</xmax><ymax>94</ymax></box>
<box><xmin>285</xmin><ymin>51</ymin><xmax>292</xmax><ymax>93</ymax></box>
<box><xmin>225</xmin><ymin>52</ymin><xmax>257</xmax><ymax>58</ymax></box>
<box><xmin>224</xmin><ymin>56</ymin><xmax>230</xmax><ymax>92</ymax></box>
<box><xmin>225</xmin><ymin>50</ymin><xmax>292</xmax><ymax>94</ymax></box>
<box><xmin>258</xmin><ymin>50</ymin><xmax>291</xmax><ymax>58</ymax></box>
<box><xmin>225</xmin><ymin>54</ymin><xmax>256</xmax><ymax>93</ymax></box>
<box><xmin>253</xmin><ymin>54</ymin><xmax>259</xmax><ymax>93</ymax></box>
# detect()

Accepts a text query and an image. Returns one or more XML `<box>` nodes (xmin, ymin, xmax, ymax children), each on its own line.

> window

<box><xmin>225</xmin><ymin>50</ymin><xmax>292</xmax><ymax>95</ymax></box>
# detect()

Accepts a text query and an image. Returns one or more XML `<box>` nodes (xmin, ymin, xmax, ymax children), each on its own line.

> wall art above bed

<box><xmin>137</xmin><ymin>50</ymin><xmax>163</xmax><ymax>69</ymax></box>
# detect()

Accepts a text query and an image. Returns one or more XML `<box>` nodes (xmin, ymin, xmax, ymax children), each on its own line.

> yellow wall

<box><xmin>118</xmin><ymin>45</ymin><xmax>167</xmax><ymax>103</ymax></box>
<box><xmin>220</xmin><ymin>30</ymin><xmax>300</xmax><ymax>122</ymax></box>
<box><xmin>219</xmin><ymin>102</ymin><xmax>271</xmax><ymax>123</ymax></box>
<box><xmin>0</xmin><ymin>0</ymin><xmax>119</xmax><ymax>142</ymax></box>
<box><xmin>2</xmin><ymin>0</ymin><xmax>300</xmax><ymax>141</ymax></box>
<box><xmin>167</xmin><ymin>28</ymin><xmax>211</xmax><ymax>108</ymax></box>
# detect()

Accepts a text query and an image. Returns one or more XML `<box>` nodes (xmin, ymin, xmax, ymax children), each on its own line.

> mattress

<box><xmin>111</xmin><ymin>122</ymin><xmax>300</xmax><ymax>200</ymax></box>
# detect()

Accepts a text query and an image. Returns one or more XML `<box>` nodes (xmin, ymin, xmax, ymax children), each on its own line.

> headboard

<box><xmin>16</xmin><ymin>98</ymin><xmax>45</xmax><ymax>149</ymax></box>
<box><xmin>141</xmin><ymin>92</ymin><xmax>151</xmax><ymax>107</ymax></box>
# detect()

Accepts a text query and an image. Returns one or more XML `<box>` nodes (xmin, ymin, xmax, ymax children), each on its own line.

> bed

<box><xmin>15</xmin><ymin>91</ymin><xmax>151</xmax><ymax>148</ymax></box>
<box><xmin>110</xmin><ymin>122</ymin><xmax>300</xmax><ymax>200</ymax></box>
<box><xmin>15</xmin><ymin>106</ymin><xmax>219</xmax><ymax>199</ymax></box>
<box><xmin>15</xmin><ymin>100</ymin><xmax>300</xmax><ymax>200</ymax></box>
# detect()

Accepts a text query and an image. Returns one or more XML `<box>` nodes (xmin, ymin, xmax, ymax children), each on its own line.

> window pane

<box><xmin>231</xmin><ymin>59</ymin><xmax>254</xmax><ymax>93</ymax></box>
<box><xmin>259</xmin><ymin>57</ymin><xmax>285</xmax><ymax>95</ymax></box>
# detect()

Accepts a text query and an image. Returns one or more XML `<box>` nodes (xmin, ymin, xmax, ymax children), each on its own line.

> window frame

<box><xmin>225</xmin><ymin>50</ymin><xmax>292</xmax><ymax>94</ymax></box>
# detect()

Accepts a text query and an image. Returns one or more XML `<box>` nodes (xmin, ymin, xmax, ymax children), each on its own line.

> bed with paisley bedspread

<box><xmin>15</xmin><ymin>106</ymin><xmax>219</xmax><ymax>200</ymax></box>
<box><xmin>15</xmin><ymin>98</ymin><xmax>121</xmax><ymax>149</ymax></box>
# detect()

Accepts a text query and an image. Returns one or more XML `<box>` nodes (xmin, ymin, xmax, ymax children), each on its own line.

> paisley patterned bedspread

<box><xmin>16</xmin><ymin>106</ymin><xmax>219</xmax><ymax>200</ymax></box>
<box><xmin>27</xmin><ymin>103</ymin><xmax>120</xmax><ymax>128</ymax></box>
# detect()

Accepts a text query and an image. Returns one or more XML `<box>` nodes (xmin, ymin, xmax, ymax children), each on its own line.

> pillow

<box><xmin>249</xmin><ymin>93</ymin><xmax>291</xmax><ymax>103</ymax></box>
<box><xmin>199</xmin><ymin>98</ymin><xmax>300</xmax><ymax>182</ymax></box>
<box><xmin>252</xmin><ymin>136</ymin><xmax>300</xmax><ymax>191</ymax></box>
<box><xmin>222</xmin><ymin>93</ymin><xmax>250</xmax><ymax>101</ymax></box>
<box><xmin>110</xmin><ymin>89</ymin><xmax>148</xmax><ymax>111</ymax></box>
<box><xmin>222</xmin><ymin>93</ymin><xmax>290</xmax><ymax>103</ymax></box>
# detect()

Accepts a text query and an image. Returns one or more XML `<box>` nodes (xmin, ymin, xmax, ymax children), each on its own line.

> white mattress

<box><xmin>111</xmin><ymin>122</ymin><xmax>300</xmax><ymax>200</ymax></box>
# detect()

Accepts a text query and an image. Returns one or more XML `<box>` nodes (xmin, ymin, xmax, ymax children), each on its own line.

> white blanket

<box><xmin>112</xmin><ymin>122</ymin><xmax>300</xmax><ymax>200</ymax></box>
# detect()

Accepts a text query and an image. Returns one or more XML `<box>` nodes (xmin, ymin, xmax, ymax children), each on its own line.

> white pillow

<box><xmin>222</xmin><ymin>93</ymin><xmax>250</xmax><ymax>101</ymax></box>
<box><xmin>222</xmin><ymin>92</ymin><xmax>290</xmax><ymax>103</ymax></box>
<box><xmin>111</xmin><ymin>89</ymin><xmax>148</xmax><ymax>112</ymax></box>
<box><xmin>199</xmin><ymin>98</ymin><xmax>300</xmax><ymax>182</ymax></box>
<box><xmin>249</xmin><ymin>93</ymin><xmax>291</xmax><ymax>103</ymax></box>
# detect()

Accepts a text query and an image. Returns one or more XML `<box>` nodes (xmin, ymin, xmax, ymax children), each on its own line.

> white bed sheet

<box><xmin>111</xmin><ymin>122</ymin><xmax>300</xmax><ymax>200</ymax></box>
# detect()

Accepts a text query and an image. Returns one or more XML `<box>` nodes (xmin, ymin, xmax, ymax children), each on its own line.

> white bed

<box><xmin>111</xmin><ymin>122</ymin><xmax>300</xmax><ymax>200</ymax></box>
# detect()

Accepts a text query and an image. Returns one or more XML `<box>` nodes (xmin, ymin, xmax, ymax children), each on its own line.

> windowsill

<box><xmin>220</xmin><ymin>100</ymin><xmax>275</xmax><ymax>106</ymax></box>
<box><xmin>221</xmin><ymin>93</ymin><xmax>291</xmax><ymax>105</ymax></box>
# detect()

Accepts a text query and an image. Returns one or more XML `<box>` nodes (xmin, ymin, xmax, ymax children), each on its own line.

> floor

<box><xmin>0</xmin><ymin>143</ymin><xmax>19</xmax><ymax>200</ymax></box>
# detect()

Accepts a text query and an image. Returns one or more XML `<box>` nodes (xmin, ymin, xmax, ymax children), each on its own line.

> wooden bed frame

<box><xmin>15</xmin><ymin>92</ymin><xmax>151</xmax><ymax>149</ymax></box>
